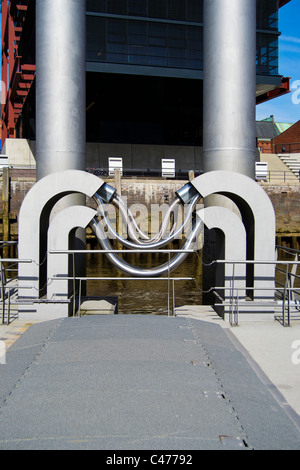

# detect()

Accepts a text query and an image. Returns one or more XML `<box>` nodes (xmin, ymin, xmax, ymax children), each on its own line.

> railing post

<box><xmin>283</xmin><ymin>263</ymin><xmax>290</xmax><ymax>327</ymax></box>
<box><xmin>1</xmin><ymin>261</ymin><xmax>5</xmax><ymax>324</ymax></box>
<box><xmin>168</xmin><ymin>252</ymin><xmax>170</xmax><ymax>317</ymax></box>
<box><xmin>78</xmin><ymin>278</ymin><xmax>82</xmax><ymax>317</ymax></box>
<box><xmin>172</xmin><ymin>279</ymin><xmax>175</xmax><ymax>317</ymax></box>
<box><xmin>290</xmin><ymin>254</ymin><xmax>298</xmax><ymax>299</ymax></box>
<box><xmin>287</xmin><ymin>271</ymin><xmax>291</xmax><ymax>327</ymax></box>
<box><xmin>230</xmin><ymin>262</ymin><xmax>236</xmax><ymax>326</ymax></box>
<box><xmin>7</xmin><ymin>288</ymin><xmax>11</xmax><ymax>325</ymax></box>
<box><xmin>235</xmin><ymin>289</ymin><xmax>239</xmax><ymax>326</ymax></box>
<box><xmin>72</xmin><ymin>252</ymin><xmax>76</xmax><ymax>317</ymax></box>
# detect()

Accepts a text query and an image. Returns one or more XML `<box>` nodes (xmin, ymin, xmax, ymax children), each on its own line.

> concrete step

<box><xmin>283</xmin><ymin>163</ymin><xmax>300</xmax><ymax>168</ymax></box>
<box><xmin>77</xmin><ymin>296</ymin><xmax>118</xmax><ymax>315</ymax></box>
<box><xmin>278</xmin><ymin>155</ymin><xmax>300</xmax><ymax>179</ymax></box>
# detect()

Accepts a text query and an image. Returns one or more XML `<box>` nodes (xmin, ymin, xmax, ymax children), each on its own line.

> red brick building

<box><xmin>272</xmin><ymin>120</ymin><xmax>300</xmax><ymax>154</ymax></box>
<box><xmin>256</xmin><ymin>120</ymin><xmax>279</xmax><ymax>153</ymax></box>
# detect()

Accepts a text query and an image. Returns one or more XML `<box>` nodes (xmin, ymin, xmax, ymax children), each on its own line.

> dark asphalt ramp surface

<box><xmin>0</xmin><ymin>314</ymin><xmax>299</xmax><ymax>450</ymax></box>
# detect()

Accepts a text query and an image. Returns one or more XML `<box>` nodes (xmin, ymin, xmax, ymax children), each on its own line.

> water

<box><xmin>276</xmin><ymin>248</ymin><xmax>300</xmax><ymax>298</ymax></box>
<box><xmin>86</xmin><ymin>251</ymin><xmax>203</xmax><ymax>315</ymax></box>
<box><xmin>85</xmin><ymin>246</ymin><xmax>300</xmax><ymax>315</ymax></box>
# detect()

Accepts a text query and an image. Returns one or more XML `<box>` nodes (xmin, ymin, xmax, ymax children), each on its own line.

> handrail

<box><xmin>48</xmin><ymin>249</ymin><xmax>195</xmax><ymax>254</ymax></box>
<box><xmin>215</xmin><ymin>259</ymin><xmax>300</xmax><ymax>264</ymax></box>
<box><xmin>264</xmin><ymin>170</ymin><xmax>300</xmax><ymax>183</ymax></box>
<box><xmin>86</xmin><ymin>167</ymin><xmax>203</xmax><ymax>180</ymax></box>
<box><xmin>50</xmin><ymin>276</ymin><xmax>194</xmax><ymax>317</ymax></box>
<box><xmin>277</xmin><ymin>245</ymin><xmax>300</xmax><ymax>255</ymax></box>
<box><xmin>0</xmin><ymin>257</ymin><xmax>32</xmax><ymax>325</ymax></box>
<box><xmin>86</xmin><ymin>167</ymin><xmax>299</xmax><ymax>183</ymax></box>
<box><xmin>213</xmin><ymin>258</ymin><xmax>300</xmax><ymax>326</ymax></box>
<box><xmin>49</xmin><ymin>248</ymin><xmax>196</xmax><ymax>317</ymax></box>
<box><xmin>1</xmin><ymin>249</ymin><xmax>299</xmax><ymax>324</ymax></box>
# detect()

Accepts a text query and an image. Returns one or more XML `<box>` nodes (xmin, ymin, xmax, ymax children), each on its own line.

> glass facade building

<box><xmin>1</xmin><ymin>0</ymin><xmax>291</xmax><ymax>168</ymax></box>
<box><xmin>84</xmin><ymin>0</ymin><xmax>286</xmax><ymax>148</ymax></box>
<box><xmin>86</xmin><ymin>0</ymin><xmax>280</xmax><ymax>78</ymax></box>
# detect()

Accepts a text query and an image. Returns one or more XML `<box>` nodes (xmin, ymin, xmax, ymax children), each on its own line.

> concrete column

<box><xmin>36</xmin><ymin>0</ymin><xmax>86</xmax><ymax>180</ymax></box>
<box><xmin>203</xmin><ymin>0</ymin><xmax>257</xmax><ymax>178</ymax></box>
<box><xmin>36</xmin><ymin>0</ymin><xmax>87</xmax><ymax>293</ymax></box>
<box><xmin>2</xmin><ymin>168</ymin><xmax>10</xmax><ymax>257</ymax></box>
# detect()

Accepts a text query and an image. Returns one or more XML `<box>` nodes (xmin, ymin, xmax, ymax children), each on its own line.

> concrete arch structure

<box><xmin>197</xmin><ymin>206</ymin><xmax>247</xmax><ymax>305</ymax></box>
<box><xmin>47</xmin><ymin>206</ymin><xmax>97</xmax><ymax>302</ymax></box>
<box><xmin>191</xmin><ymin>171</ymin><xmax>276</xmax><ymax>301</ymax></box>
<box><xmin>17</xmin><ymin>169</ymin><xmax>277</xmax><ymax>321</ymax></box>
<box><xmin>18</xmin><ymin>170</ymin><xmax>104</xmax><ymax>304</ymax></box>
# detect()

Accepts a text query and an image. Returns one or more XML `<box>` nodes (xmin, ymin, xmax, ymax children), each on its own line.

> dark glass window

<box><xmin>148</xmin><ymin>0</ymin><xmax>167</xmax><ymax>18</ymax></box>
<box><xmin>86</xmin><ymin>16</ymin><xmax>106</xmax><ymax>61</ymax></box>
<box><xmin>257</xmin><ymin>0</ymin><xmax>278</xmax><ymax>30</ymax></box>
<box><xmin>257</xmin><ymin>34</ymin><xmax>278</xmax><ymax>75</ymax></box>
<box><xmin>86</xmin><ymin>0</ymin><xmax>279</xmax><ymax>76</ymax></box>
<box><xmin>87</xmin><ymin>0</ymin><xmax>107</xmax><ymax>13</ymax></box>
<box><xmin>127</xmin><ymin>0</ymin><xmax>147</xmax><ymax>16</ymax></box>
<box><xmin>107</xmin><ymin>0</ymin><xmax>126</xmax><ymax>14</ymax></box>
<box><xmin>86</xmin><ymin>0</ymin><xmax>204</xmax><ymax>23</ymax></box>
<box><xmin>168</xmin><ymin>0</ymin><xmax>186</xmax><ymax>20</ymax></box>
<box><xmin>186</xmin><ymin>1</ymin><xmax>203</xmax><ymax>22</ymax></box>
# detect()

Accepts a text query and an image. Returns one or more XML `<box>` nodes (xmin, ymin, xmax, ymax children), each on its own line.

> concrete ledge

<box><xmin>78</xmin><ymin>297</ymin><xmax>118</xmax><ymax>315</ymax></box>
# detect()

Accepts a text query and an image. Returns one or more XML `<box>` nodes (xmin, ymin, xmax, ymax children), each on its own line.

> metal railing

<box><xmin>0</xmin><ymin>256</ymin><xmax>32</xmax><ymax>324</ymax></box>
<box><xmin>274</xmin><ymin>144</ymin><xmax>300</xmax><ymax>154</ymax></box>
<box><xmin>256</xmin><ymin>170</ymin><xmax>300</xmax><ymax>183</ymax></box>
<box><xmin>48</xmin><ymin>249</ymin><xmax>195</xmax><ymax>317</ymax></box>
<box><xmin>0</xmin><ymin>247</ymin><xmax>197</xmax><ymax>322</ymax></box>
<box><xmin>276</xmin><ymin>246</ymin><xmax>300</xmax><ymax>326</ymax></box>
<box><xmin>212</xmin><ymin>257</ymin><xmax>300</xmax><ymax>327</ymax></box>
<box><xmin>87</xmin><ymin>167</ymin><xmax>202</xmax><ymax>180</ymax></box>
<box><xmin>1</xmin><ymin>245</ymin><xmax>299</xmax><ymax>326</ymax></box>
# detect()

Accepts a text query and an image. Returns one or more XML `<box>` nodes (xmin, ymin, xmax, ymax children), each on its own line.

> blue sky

<box><xmin>256</xmin><ymin>0</ymin><xmax>300</xmax><ymax>123</ymax></box>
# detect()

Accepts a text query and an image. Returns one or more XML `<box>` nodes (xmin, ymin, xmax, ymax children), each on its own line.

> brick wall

<box><xmin>272</xmin><ymin>120</ymin><xmax>300</xmax><ymax>153</ymax></box>
<box><xmin>257</xmin><ymin>140</ymin><xmax>272</xmax><ymax>153</ymax></box>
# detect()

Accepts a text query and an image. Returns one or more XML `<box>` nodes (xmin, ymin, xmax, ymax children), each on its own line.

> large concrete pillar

<box><xmin>35</xmin><ymin>0</ymin><xmax>87</xmax><ymax>295</ymax></box>
<box><xmin>36</xmin><ymin>0</ymin><xmax>86</xmax><ymax>180</ymax></box>
<box><xmin>203</xmin><ymin>0</ymin><xmax>257</xmax><ymax>178</ymax></box>
<box><xmin>202</xmin><ymin>1</ymin><xmax>257</xmax><ymax>306</ymax></box>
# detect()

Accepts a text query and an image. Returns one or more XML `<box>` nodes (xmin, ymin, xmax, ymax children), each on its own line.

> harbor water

<box><xmin>85</xmin><ymin>244</ymin><xmax>300</xmax><ymax>315</ymax></box>
<box><xmin>86</xmin><ymin>250</ymin><xmax>203</xmax><ymax>315</ymax></box>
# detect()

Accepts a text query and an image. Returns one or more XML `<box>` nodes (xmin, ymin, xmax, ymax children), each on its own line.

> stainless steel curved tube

<box><xmin>94</xmin><ymin>193</ymin><xmax>200</xmax><ymax>250</ymax></box>
<box><xmin>112</xmin><ymin>193</ymin><xmax>150</xmax><ymax>242</ymax></box>
<box><xmin>89</xmin><ymin>214</ymin><xmax>203</xmax><ymax>278</ymax></box>
<box><xmin>111</xmin><ymin>193</ymin><xmax>181</xmax><ymax>244</ymax></box>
